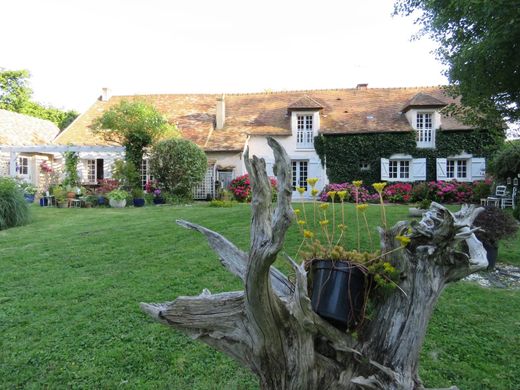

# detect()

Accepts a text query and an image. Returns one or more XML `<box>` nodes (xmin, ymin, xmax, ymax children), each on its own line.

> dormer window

<box><xmin>416</xmin><ymin>112</ymin><xmax>434</xmax><ymax>148</ymax></box>
<box><xmin>297</xmin><ymin>114</ymin><xmax>314</xmax><ymax>148</ymax></box>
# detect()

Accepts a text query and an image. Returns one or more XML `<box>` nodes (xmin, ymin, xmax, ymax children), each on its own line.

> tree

<box><xmin>92</xmin><ymin>100</ymin><xmax>176</xmax><ymax>172</ymax></box>
<box><xmin>0</xmin><ymin>69</ymin><xmax>79</xmax><ymax>130</ymax></box>
<box><xmin>148</xmin><ymin>138</ymin><xmax>207</xmax><ymax>198</ymax></box>
<box><xmin>394</xmin><ymin>0</ymin><xmax>520</xmax><ymax>126</ymax></box>
<box><xmin>142</xmin><ymin>138</ymin><xmax>487</xmax><ymax>389</ymax></box>
<box><xmin>489</xmin><ymin>139</ymin><xmax>520</xmax><ymax>180</ymax></box>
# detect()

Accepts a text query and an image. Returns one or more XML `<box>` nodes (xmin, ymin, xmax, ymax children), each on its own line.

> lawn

<box><xmin>0</xmin><ymin>203</ymin><xmax>519</xmax><ymax>389</ymax></box>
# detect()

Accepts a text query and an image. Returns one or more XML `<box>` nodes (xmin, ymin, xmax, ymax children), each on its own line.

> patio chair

<box><xmin>484</xmin><ymin>185</ymin><xmax>507</xmax><ymax>207</ymax></box>
<box><xmin>501</xmin><ymin>187</ymin><xmax>517</xmax><ymax>209</ymax></box>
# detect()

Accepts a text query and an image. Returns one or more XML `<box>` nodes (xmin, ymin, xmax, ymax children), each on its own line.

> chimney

<box><xmin>100</xmin><ymin>87</ymin><xmax>111</xmax><ymax>101</ymax></box>
<box><xmin>216</xmin><ymin>94</ymin><xmax>225</xmax><ymax>129</ymax></box>
<box><xmin>356</xmin><ymin>83</ymin><xmax>368</xmax><ymax>90</ymax></box>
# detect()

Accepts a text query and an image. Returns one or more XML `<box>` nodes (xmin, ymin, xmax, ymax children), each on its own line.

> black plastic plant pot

<box><xmin>483</xmin><ymin>242</ymin><xmax>498</xmax><ymax>270</ymax></box>
<box><xmin>133</xmin><ymin>198</ymin><xmax>145</xmax><ymax>207</ymax></box>
<box><xmin>311</xmin><ymin>260</ymin><xmax>367</xmax><ymax>329</ymax></box>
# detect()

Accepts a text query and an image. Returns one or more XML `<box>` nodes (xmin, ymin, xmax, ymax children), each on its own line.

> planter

<box><xmin>482</xmin><ymin>242</ymin><xmax>498</xmax><ymax>270</ymax></box>
<box><xmin>24</xmin><ymin>194</ymin><xmax>35</xmax><ymax>203</ymax></box>
<box><xmin>310</xmin><ymin>260</ymin><xmax>366</xmax><ymax>329</ymax></box>
<box><xmin>109</xmin><ymin>199</ymin><xmax>127</xmax><ymax>208</ymax></box>
<box><xmin>153</xmin><ymin>197</ymin><xmax>165</xmax><ymax>205</ymax></box>
<box><xmin>133</xmin><ymin>198</ymin><xmax>145</xmax><ymax>207</ymax></box>
<box><xmin>39</xmin><ymin>198</ymin><xmax>47</xmax><ymax>207</ymax></box>
<box><xmin>97</xmin><ymin>196</ymin><xmax>106</xmax><ymax>205</ymax></box>
<box><xmin>56</xmin><ymin>201</ymin><xmax>67</xmax><ymax>208</ymax></box>
<box><xmin>67</xmin><ymin>191</ymin><xmax>76</xmax><ymax>199</ymax></box>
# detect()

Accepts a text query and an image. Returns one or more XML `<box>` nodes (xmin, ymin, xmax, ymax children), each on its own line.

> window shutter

<box><xmin>470</xmin><ymin>158</ymin><xmax>486</xmax><ymax>180</ymax></box>
<box><xmin>265</xmin><ymin>161</ymin><xmax>274</xmax><ymax>177</ymax></box>
<box><xmin>411</xmin><ymin>158</ymin><xmax>426</xmax><ymax>181</ymax></box>
<box><xmin>436</xmin><ymin>158</ymin><xmax>447</xmax><ymax>181</ymax></box>
<box><xmin>381</xmin><ymin>158</ymin><xmax>390</xmax><ymax>181</ymax></box>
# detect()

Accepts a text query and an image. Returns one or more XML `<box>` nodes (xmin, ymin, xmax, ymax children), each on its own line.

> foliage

<box><xmin>145</xmin><ymin>179</ymin><xmax>162</xmax><ymax>198</ymax></box>
<box><xmin>228</xmin><ymin>174</ymin><xmax>277</xmax><ymax>202</ymax></box>
<box><xmin>131</xmin><ymin>188</ymin><xmax>145</xmax><ymax>199</ymax></box>
<box><xmin>489</xmin><ymin>140</ymin><xmax>520</xmax><ymax>180</ymax></box>
<box><xmin>383</xmin><ymin>182</ymin><xmax>413</xmax><ymax>203</ymax></box>
<box><xmin>112</xmin><ymin>159</ymin><xmax>140</xmax><ymax>190</ymax></box>
<box><xmin>51</xmin><ymin>185</ymin><xmax>67</xmax><ymax>202</ymax></box>
<box><xmin>0</xmin><ymin>69</ymin><xmax>78</xmax><ymax>129</ymax></box>
<box><xmin>62</xmin><ymin>151</ymin><xmax>80</xmax><ymax>187</ymax></box>
<box><xmin>0</xmin><ymin>177</ymin><xmax>30</xmax><ymax>230</ymax></box>
<box><xmin>92</xmin><ymin>100</ymin><xmax>176</xmax><ymax>168</ymax></box>
<box><xmin>209</xmin><ymin>200</ymin><xmax>236</xmax><ymax>208</ymax></box>
<box><xmin>107</xmin><ymin>189</ymin><xmax>129</xmax><ymax>201</ymax></box>
<box><xmin>149</xmin><ymin>138</ymin><xmax>207</xmax><ymax>198</ymax></box>
<box><xmin>394</xmin><ymin>0</ymin><xmax>520</xmax><ymax>124</ymax></box>
<box><xmin>96</xmin><ymin>179</ymin><xmax>119</xmax><ymax>195</ymax></box>
<box><xmin>473</xmin><ymin>206</ymin><xmax>519</xmax><ymax>246</ymax></box>
<box><xmin>315</xmin><ymin>129</ymin><xmax>502</xmax><ymax>183</ymax></box>
<box><xmin>319</xmin><ymin>182</ymin><xmax>379</xmax><ymax>203</ymax></box>
<box><xmin>17</xmin><ymin>180</ymin><xmax>38</xmax><ymax>195</ymax></box>
<box><xmin>411</xmin><ymin>181</ymin><xmax>430</xmax><ymax>201</ymax></box>
<box><xmin>427</xmin><ymin>180</ymin><xmax>472</xmax><ymax>203</ymax></box>
<box><xmin>470</xmin><ymin>179</ymin><xmax>492</xmax><ymax>203</ymax></box>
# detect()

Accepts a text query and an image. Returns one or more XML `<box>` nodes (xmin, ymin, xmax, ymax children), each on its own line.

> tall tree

<box><xmin>394</xmin><ymin>0</ymin><xmax>520</xmax><ymax>126</ymax></box>
<box><xmin>92</xmin><ymin>100</ymin><xmax>177</xmax><ymax>171</ymax></box>
<box><xmin>0</xmin><ymin>69</ymin><xmax>79</xmax><ymax>130</ymax></box>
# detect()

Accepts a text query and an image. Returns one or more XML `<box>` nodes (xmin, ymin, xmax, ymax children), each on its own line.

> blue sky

<box><xmin>1</xmin><ymin>0</ymin><xmax>445</xmax><ymax>112</ymax></box>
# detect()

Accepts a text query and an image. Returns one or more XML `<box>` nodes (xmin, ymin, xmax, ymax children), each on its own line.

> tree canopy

<box><xmin>92</xmin><ymin>100</ymin><xmax>177</xmax><ymax>169</ymax></box>
<box><xmin>394</xmin><ymin>0</ymin><xmax>520</xmax><ymax>125</ymax></box>
<box><xmin>0</xmin><ymin>69</ymin><xmax>79</xmax><ymax>130</ymax></box>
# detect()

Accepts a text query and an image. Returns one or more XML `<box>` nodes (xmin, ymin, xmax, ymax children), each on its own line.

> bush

<box><xmin>112</xmin><ymin>159</ymin><xmax>140</xmax><ymax>190</ymax></box>
<box><xmin>411</xmin><ymin>182</ymin><xmax>430</xmax><ymax>202</ymax></box>
<box><xmin>149</xmin><ymin>138</ymin><xmax>207</xmax><ymax>198</ymax></box>
<box><xmin>320</xmin><ymin>182</ymin><xmax>379</xmax><ymax>203</ymax></box>
<box><xmin>228</xmin><ymin>174</ymin><xmax>277</xmax><ymax>202</ymax></box>
<box><xmin>489</xmin><ymin>140</ymin><xmax>520</xmax><ymax>180</ymax></box>
<box><xmin>209</xmin><ymin>200</ymin><xmax>236</xmax><ymax>208</ymax></box>
<box><xmin>0</xmin><ymin>177</ymin><xmax>30</xmax><ymax>230</ymax></box>
<box><xmin>383</xmin><ymin>183</ymin><xmax>412</xmax><ymax>203</ymax></box>
<box><xmin>473</xmin><ymin>206</ymin><xmax>518</xmax><ymax>246</ymax></box>
<box><xmin>428</xmin><ymin>180</ymin><xmax>473</xmax><ymax>203</ymax></box>
<box><xmin>471</xmin><ymin>179</ymin><xmax>492</xmax><ymax>203</ymax></box>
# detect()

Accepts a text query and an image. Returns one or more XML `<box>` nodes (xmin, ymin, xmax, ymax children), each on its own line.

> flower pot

<box><xmin>24</xmin><ymin>194</ymin><xmax>35</xmax><ymax>203</ymax></box>
<box><xmin>482</xmin><ymin>242</ymin><xmax>498</xmax><ymax>270</ymax></box>
<box><xmin>109</xmin><ymin>199</ymin><xmax>127</xmax><ymax>208</ymax></box>
<box><xmin>56</xmin><ymin>201</ymin><xmax>67</xmax><ymax>208</ymax></box>
<box><xmin>153</xmin><ymin>197</ymin><xmax>165</xmax><ymax>205</ymax></box>
<box><xmin>97</xmin><ymin>196</ymin><xmax>106</xmax><ymax>205</ymax></box>
<box><xmin>67</xmin><ymin>191</ymin><xmax>76</xmax><ymax>199</ymax></box>
<box><xmin>39</xmin><ymin>198</ymin><xmax>47</xmax><ymax>207</ymax></box>
<box><xmin>133</xmin><ymin>198</ymin><xmax>145</xmax><ymax>207</ymax></box>
<box><xmin>311</xmin><ymin>260</ymin><xmax>367</xmax><ymax>329</ymax></box>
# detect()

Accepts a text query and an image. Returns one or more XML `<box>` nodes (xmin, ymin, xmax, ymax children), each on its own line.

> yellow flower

<box><xmin>307</xmin><ymin>178</ymin><xmax>319</xmax><ymax>188</ymax></box>
<box><xmin>338</xmin><ymin>223</ymin><xmax>347</xmax><ymax>230</ymax></box>
<box><xmin>297</xmin><ymin>220</ymin><xmax>306</xmax><ymax>226</ymax></box>
<box><xmin>327</xmin><ymin>191</ymin><xmax>337</xmax><ymax>200</ymax></box>
<box><xmin>319</xmin><ymin>220</ymin><xmax>329</xmax><ymax>226</ymax></box>
<box><xmin>296</xmin><ymin>187</ymin><xmax>305</xmax><ymax>195</ymax></box>
<box><xmin>383</xmin><ymin>262</ymin><xmax>396</xmax><ymax>273</ymax></box>
<box><xmin>294</xmin><ymin>208</ymin><xmax>301</xmax><ymax>216</ymax></box>
<box><xmin>373</xmin><ymin>182</ymin><xmax>387</xmax><ymax>193</ymax></box>
<box><xmin>319</xmin><ymin>203</ymin><xmax>329</xmax><ymax>210</ymax></box>
<box><xmin>356</xmin><ymin>204</ymin><xmax>368</xmax><ymax>212</ymax></box>
<box><xmin>353</xmin><ymin>180</ymin><xmax>363</xmax><ymax>188</ymax></box>
<box><xmin>311</xmin><ymin>188</ymin><xmax>319</xmax><ymax>197</ymax></box>
<box><xmin>337</xmin><ymin>190</ymin><xmax>347</xmax><ymax>201</ymax></box>
<box><xmin>396</xmin><ymin>235</ymin><xmax>411</xmax><ymax>246</ymax></box>
<box><xmin>303</xmin><ymin>230</ymin><xmax>314</xmax><ymax>238</ymax></box>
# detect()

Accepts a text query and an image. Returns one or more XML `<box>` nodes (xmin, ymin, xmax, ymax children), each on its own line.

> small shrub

<box><xmin>97</xmin><ymin>179</ymin><xmax>120</xmax><ymax>195</ymax></box>
<box><xmin>471</xmin><ymin>179</ymin><xmax>492</xmax><ymax>203</ymax></box>
<box><xmin>473</xmin><ymin>206</ymin><xmax>519</xmax><ymax>246</ymax></box>
<box><xmin>383</xmin><ymin>182</ymin><xmax>412</xmax><ymax>203</ymax></box>
<box><xmin>0</xmin><ymin>177</ymin><xmax>30</xmax><ymax>230</ymax></box>
<box><xmin>209</xmin><ymin>200</ymin><xmax>235</xmax><ymax>208</ymax></box>
<box><xmin>411</xmin><ymin>182</ymin><xmax>430</xmax><ymax>201</ymax></box>
<box><xmin>428</xmin><ymin>180</ymin><xmax>472</xmax><ymax>203</ymax></box>
<box><xmin>320</xmin><ymin>182</ymin><xmax>379</xmax><ymax>203</ymax></box>
<box><xmin>228</xmin><ymin>174</ymin><xmax>277</xmax><ymax>202</ymax></box>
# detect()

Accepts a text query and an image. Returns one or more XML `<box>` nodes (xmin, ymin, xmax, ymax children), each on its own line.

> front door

<box><xmin>292</xmin><ymin>160</ymin><xmax>308</xmax><ymax>198</ymax></box>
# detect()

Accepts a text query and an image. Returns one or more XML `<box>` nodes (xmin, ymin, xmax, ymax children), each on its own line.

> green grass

<box><xmin>0</xmin><ymin>203</ymin><xmax>519</xmax><ymax>389</ymax></box>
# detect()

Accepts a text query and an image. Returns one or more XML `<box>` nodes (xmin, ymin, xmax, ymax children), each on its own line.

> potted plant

<box><xmin>107</xmin><ymin>189</ymin><xmax>129</xmax><ymax>208</ymax></box>
<box><xmin>473</xmin><ymin>206</ymin><xmax>519</xmax><ymax>270</ymax></box>
<box><xmin>53</xmin><ymin>186</ymin><xmax>67</xmax><ymax>208</ymax></box>
<box><xmin>132</xmin><ymin>188</ymin><xmax>145</xmax><ymax>207</ymax></box>
<box><xmin>297</xmin><ymin>179</ymin><xmax>404</xmax><ymax>330</ymax></box>
<box><xmin>145</xmin><ymin>180</ymin><xmax>165</xmax><ymax>205</ymax></box>
<box><xmin>20</xmin><ymin>183</ymin><xmax>38</xmax><ymax>203</ymax></box>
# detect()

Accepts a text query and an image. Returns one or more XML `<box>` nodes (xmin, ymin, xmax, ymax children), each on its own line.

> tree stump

<box><xmin>141</xmin><ymin>138</ymin><xmax>487</xmax><ymax>389</ymax></box>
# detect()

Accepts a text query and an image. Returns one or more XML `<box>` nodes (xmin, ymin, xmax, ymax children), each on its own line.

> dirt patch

<box><xmin>464</xmin><ymin>264</ymin><xmax>520</xmax><ymax>289</ymax></box>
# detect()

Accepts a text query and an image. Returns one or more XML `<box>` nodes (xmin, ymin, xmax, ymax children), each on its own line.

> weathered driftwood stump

<box><xmin>141</xmin><ymin>138</ymin><xmax>487</xmax><ymax>390</ymax></box>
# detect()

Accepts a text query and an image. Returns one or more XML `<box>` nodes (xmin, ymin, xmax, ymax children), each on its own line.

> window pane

<box><xmin>446</xmin><ymin>160</ymin><xmax>455</xmax><ymax>178</ymax></box>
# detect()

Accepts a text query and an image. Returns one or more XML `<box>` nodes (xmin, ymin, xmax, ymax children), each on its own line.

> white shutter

<box><xmin>265</xmin><ymin>161</ymin><xmax>274</xmax><ymax>177</ymax></box>
<box><xmin>381</xmin><ymin>158</ymin><xmax>390</xmax><ymax>181</ymax></box>
<box><xmin>471</xmin><ymin>158</ymin><xmax>486</xmax><ymax>180</ymax></box>
<box><xmin>411</xmin><ymin>158</ymin><xmax>426</xmax><ymax>181</ymax></box>
<box><xmin>436</xmin><ymin>158</ymin><xmax>447</xmax><ymax>181</ymax></box>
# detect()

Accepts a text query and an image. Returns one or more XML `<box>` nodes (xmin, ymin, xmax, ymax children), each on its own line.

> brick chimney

<box><xmin>100</xmin><ymin>87</ymin><xmax>112</xmax><ymax>101</ymax></box>
<box><xmin>216</xmin><ymin>94</ymin><xmax>225</xmax><ymax>129</ymax></box>
<box><xmin>356</xmin><ymin>83</ymin><xmax>368</xmax><ymax>90</ymax></box>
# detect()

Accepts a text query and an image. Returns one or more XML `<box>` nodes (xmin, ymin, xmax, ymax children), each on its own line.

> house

<box><xmin>19</xmin><ymin>84</ymin><xmax>495</xmax><ymax>198</ymax></box>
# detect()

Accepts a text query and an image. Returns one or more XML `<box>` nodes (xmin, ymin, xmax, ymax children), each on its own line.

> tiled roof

<box><xmin>402</xmin><ymin>92</ymin><xmax>447</xmax><ymax>112</ymax></box>
<box><xmin>56</xmin><ymin>86</ymin><xmax>472</xmax><ymax>151</ymax></box>
<box><xmin>0</xmin><ymin>109</ymin><xmax>60</xmax><ymax>146</ymax></box>
<box><xmin>287</xmin><ymin>95</ymin><xmax>324</xmax><ymax>110</ymax></box>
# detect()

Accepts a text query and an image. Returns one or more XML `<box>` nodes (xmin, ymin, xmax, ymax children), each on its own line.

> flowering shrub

<box><xmin>145</xmin><ymin>180</ymin><xmax>163</xmax><ymax>198</ymax></box>
<box><xmin>428</xmin><ymin>180</ymin><xmax>473</xmax><ymax>203</ymax></box>
<box><xmin>383</xmin><ymin>183</ymin><xmax>412</xmax><ymax>203</ymax></box>
<box><xmin>228</xmin><ymin>174</ymin><xmax>277</xmax><ymax>202</ymax></box>
<box><xmin>97</xmin><ymin>179</ymin><xmax>119</xmax><ymax>195</ymax></box>
<box><xmin>39</xmin><ymin>160</ymin><xmax>53</xmax><ymax>173</ymax></box>
<box><xmin>319</xmin><ymin>182</ymin><xmax>379</xmax><ymax>203</ymax></box>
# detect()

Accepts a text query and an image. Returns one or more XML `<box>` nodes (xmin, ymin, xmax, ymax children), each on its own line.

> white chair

<box><xmin>501</xmin><ymin>187</ymin><xmax>517</xmax><ymax>209</ymax></box>
<box><xmin>485</xmin><ymin>185</ymin><xmax>507</xmax><ymax>207</ymax></box>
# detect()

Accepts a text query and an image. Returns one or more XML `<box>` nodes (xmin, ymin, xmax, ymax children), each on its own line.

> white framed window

<box><xmin>292</xmin><ymin>160</ymin><xmax>308</xmax><ymax>191</ymax></box>
<box><xmin>359</xmin><ymin>162</ymin><xmax>370</xmax><ymax>171</ymax></box>
<box><xmin>446</xmin><ymin>159</ymin><xmax>468</xmax><ymax>179</ymax></box>
<box><xmin>382</xmin><ymin>157</ymin><xmax>426</xmax><ymax>182</ymax></box>
<box><xmin>86</xmin><ymin>159</ymin><xmax>96</xmax><ymax>183</ymax></box>
<box><xmin>416</xmin><ymin>112</ymin><xmax>434</xmax><ymax>148</ymax></box>
<box><xmin>141</xmin><ymin>159</ymin><xmax>152</xmax><ymax>189</ymax></box>
<box><xmin>389</xmin><ymin>160</ymin><xmax>410</xmax><ymax>179</ymax></box>
<box><xmin>18</xmin><ymin>157</ymin><xmax>29</xmax><ymax>175</ymax></box>
<box><xmin>296</xmin><ymin>114</ymin><xmax>314</xmax><ymax>149</ymax></box>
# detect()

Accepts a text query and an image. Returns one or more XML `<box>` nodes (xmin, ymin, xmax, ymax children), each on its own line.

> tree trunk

<box><xmin>141</xmin><ymin>138</ymin><xmax>486</xmax><ymax>389</ymax></box>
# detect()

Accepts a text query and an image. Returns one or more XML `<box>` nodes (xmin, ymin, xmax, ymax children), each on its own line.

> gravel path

<box><xmin>464</xmin><ymin>264</ymin><xmax>520</xmax><ymax>289</ymax></box>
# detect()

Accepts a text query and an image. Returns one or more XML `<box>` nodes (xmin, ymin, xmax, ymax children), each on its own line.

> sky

<box><xmin>1</xmin><ymin>0</ymin><xmax>446</xmax><ymax>113</ymax></box>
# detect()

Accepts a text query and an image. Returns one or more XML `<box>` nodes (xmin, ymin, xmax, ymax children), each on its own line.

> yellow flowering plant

<box><xmin>294</xmin><ymin>178</ymin><xmax>410</xmax><ymax>321</ymax></box>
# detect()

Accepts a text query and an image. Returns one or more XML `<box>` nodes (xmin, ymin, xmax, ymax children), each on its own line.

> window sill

<box><xmin>295</xmin><ymin>147</ymin><xmax>315</xmax><ymax>152</ymax></box>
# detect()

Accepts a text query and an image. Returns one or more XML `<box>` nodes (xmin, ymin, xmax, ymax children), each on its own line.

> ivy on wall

<box><xmin>314</xmin><ymin>129</ymin><xmax>503</xmax><ymax>184</ymax></box>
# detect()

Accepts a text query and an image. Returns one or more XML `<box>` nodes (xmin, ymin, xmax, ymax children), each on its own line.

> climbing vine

<box><xmin>315</xmin><ymin>129</ymin><xmax>503</xmax><ymax>183</ymax></box>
